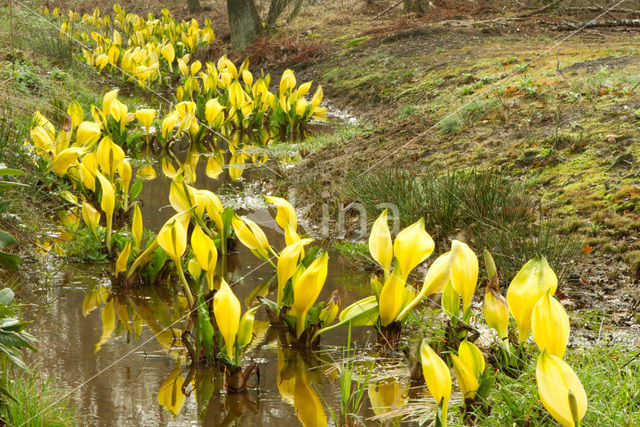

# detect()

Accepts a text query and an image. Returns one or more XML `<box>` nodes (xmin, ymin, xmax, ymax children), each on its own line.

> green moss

<box><xmin>343</xmin><ymin>36</ymin><xmax>370</xmax><ymax>49</ymax></box>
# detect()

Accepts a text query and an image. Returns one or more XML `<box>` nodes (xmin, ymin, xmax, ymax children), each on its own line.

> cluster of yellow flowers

<box><xmin>53</xmin><ymin>4</ymin><xmax>214</xmax><ymax>87</ymax></box>
<box><xmin>419</xmin><ymin>253</ymin><xmax>586</xmax><ymax>426</ymax></box>
<box><xmin>52</xmin><ymin>4</ymin><xmax>327</xmax><ymax>143</ymax></box>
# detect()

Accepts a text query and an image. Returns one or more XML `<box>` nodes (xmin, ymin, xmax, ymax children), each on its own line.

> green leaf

<box><xmin>0</xmin><ymin>230</ymin><xmax>17</xmax><ymax>249</ymax></box>
<box><xmin>0</xmin><ymin>251</ymin><xmax>21</xmax><ymax>270</ymax></box>
<box><xmin>0</xmin><ymin>343</ymin><xmax>29</xmax><ymax>371</ymax></box>
<box><xmin>256</xmin><ymin>296</ymin><xmax>277</xmax><ymax>313</ymax></box>
<box><xmin>0</xmin><ymin>181</ymin><xmax>29</xmax><ymax>189</ymax></box>
<box><xmin>0</xmin><ymin>330</ymin><xmax>37</xmax><ymax>350</ymax></box>
<box><xmin>0</xmin><ymin>288</ymin><xmax>14</xmax><ymax>305</ymax></box>
<box><xmin>0</xmin><ymin>167</ymin><xmax>25</xmax><ymax>176</ymax></box>
<box><xmin>129</xmin><ymin>178</ymin><xmax>143</xmax><ymax>200</ymax></box>
<box><xmin>196</xmin><ymin>294</ymin><xmax>214</xmax><ymax>358</ymax></box>
<box><xmin>312</xmin><ymin>296</ymin><xmax>379</xmax><ymax>341</ymax></box>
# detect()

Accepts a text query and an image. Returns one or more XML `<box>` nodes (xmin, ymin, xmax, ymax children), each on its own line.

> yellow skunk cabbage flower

<box><xmin>213</xmin><ymin>279</ymin><xmax>241</xmax><ymax>360</ymax></box>
<box><xmin>507</xmin><ymin>256</ymin><xmax>557</xmax><ymax>343</ymax></box>
<box><xmin>242</xmin><ymin>69</ymin><xmax>253</xmax><ymax>87</ymax></box>
<box><xmin>228</xmin><ymin>81</ymin><xmax>246</xmax><ymax>111</ymax></box>
<box><xmin>158</xmin><ymin>218</ymin><xmax>194</xmax><ymax>307</ymax></box>
<box><xmin>177</xmin><ymin>58</ymin><xmax>189</xmax><ymax>76</ymax></box>
<box><xmin>76</xmin><ymin>121</ymin><xmax>102</xmax><ymax>146</ymax></box>
<box><xmin>451</xmin><ymin>354</ymin><xmax>479</xmax><ymax>400</ymax></box>
<box><xmin>191</xmin><ymin>225</ymin><xmax>218</xmax><ymax>291</ymax></box>
<box><xmin>30</xmin><ymin>126</ymin><xmax>54</xmax><ymax>154</ymax></box>
<box><xmin>102</xmin><ymin>89</ymin><xmax>119</xmax><ymax>118</ymax></box>
<box><xmin>393</xmin><ymin>218</ymin><xmax>434</xmax><ymax>279</ymax></box>
<box><xmin>162</xmin><ymin>111</ymin><xmax>179</xmax><ymax>138</ymax></box>
<box><xmin>118</xmin><ymin>158</ymin><xmax>132</xmax><ymax>208</ymax></box>
<box><xmin>51</xmin><ymin>147</ymin><xmax>86</xmax><ymax>176</ymax></box>
<box><xmin>279</xmin><ymin>69</ymin><xmax>296</xmax><ymax>95</ymax></box>
<box><xmin>397</xmin><ymin>251</ymin><xmax>451</xmax><ymax>321</ymax></box>
<box><xmin>160</xmin><ymin>43</ymin><xmax>175</xmax><ymax>67</ymax></box>
<box><xmin>95</xmin><ymin>171</ymin><xmax>115</xmax><ymax>253</ymax></box>
<box><xmin>295</xmin><ymin>98</ymin><xmax>308</xmax><ymax>117</ymax></box>
<box><xmin>378</xmin><ymin>273</ymin><xmax>406</xmax><ymax>327</ymax></box>
<box><xmin>169</xmin><ymin>176</ymin><xmax>196</xmax><ymax>212</ymax></box>
<box><xmin>420</xmin><ymin>340</ymin><xmax>451</xmax><ymax>425</ymax></box>
<box><xmin>66</xmin><ymin>100</ymin><xmax>84</xmax><ymax>129</ymax></box>
<box><xmin>459</xmin><ymin>340</ymin><xmax>485</xmax><ymax>377</ymax></box>
<box><xmin>132</xmin><ymin>204</ymin><xmax>143</xmax><ymax>249</ymax></box>
<box><xmin>310</xmin><ymin>86</ymin><xmax>324</xmax><ymax>110</ymax></box>
<box><xmin>194</xmin><ymin>189</ymin><xmax>224</xmax><ymax>232</ymax></box>
<box><xmin>109</xmin><ymin>98</ymin><xmax>128</xmax><ymax>126</ymax></box>
<box><xmin>232</xmin><ymin>215</ymin><xmax>275</xmax><ymax>262</ymax></box>
<box><xmin>451</xmin><ymin>340</ymin><xmax>485</xmax><ymax>399</ymax></box>
<box><xmin>483</xmin><ymin>276</ymin><xmax>509</xmax><ymax>341</ymax></box>
<box><xmin>532</xmin><ymin>291</ymin><xmax>570</xmax><ymax>358</ymax></box>
<box><xmin>157</xmin><ymin>218</ymin><xmax>187</xmax><ymax>260</ymax></box>
<box><xmin>449</xmin><ymin>240</ymin><xmax>478</xmax><ymax>314</ymax></box>
<box><xmin>369</xmin><ymin>209</ymin><xmax>393</xmax><ymax>277</ymax></box>
<box><xmin>190</xmin><ymin>60</ymin><xmax>202</xmax><ymax>75</ymax></box>
<box><xmin>536</xmin><ymin>351</ymin><xmax>587</xmax><ymax>427</ymax></box>
<box><xmin>135</xmin><ymin>108</ymin><xmax>156</xmax><ymax>131</ymax></box>
<box><xmin>97</xmin><ymin>136</ymin><xmax>124</xmax><ymax>180</ymax></box>
<box><xmin>263</xmin><ymin>195</ymin><xmax>297</xmax><ymax>234</ymax></box>
<box><xmin>292</xmin><ymin>252</ymin><xmax>329</xmax><ymax>338</ymax></box>
<box><xmin>442</xmin><ymin>279</ymin><xmax>463</xmax><ymax>320</ymax></box>
<box><xmin>319</xmin><ymin>291</ymin><xmax>340</xmax><ymax>325</ymax></box>
<box><xmin>187</xmin><ymin>258</ymin><xmax>201</xmax><ymax>280</ymax></box>
<box><xmin>276</xmin><ymin>238</ymin><xmax>314</xmax><ymax>308</ymax></box>
<box><xmin>33</xmin><ymin>111</ymin><xmax>55</xmax><ymax>137</ymax></box>
<box><xmin>115</xmin><ymin>241</ymin><xmax>132</xmax><ymax>276</ymax></box>
<box><xmin>296</xmin><ymin>81</ymin><xmax>312</xmax><ymax>98</ymax></box>
<box><xmin>81</xmin><ymin>201</ymin><xmax>101</xmax><ymax>239</ymax></box>
<box><xmin>204</xmin><ymin>99</ymin><xmax>223</xmax><ymax>126</ymax></box>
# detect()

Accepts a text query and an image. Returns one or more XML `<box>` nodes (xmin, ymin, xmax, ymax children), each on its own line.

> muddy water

<box><xmin>25</xmin><ymin>162</ymin><xmax>391</xmax><ymax>425</ymax></box>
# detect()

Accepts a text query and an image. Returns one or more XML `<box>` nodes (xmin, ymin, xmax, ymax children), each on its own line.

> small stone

<box><xmin>607</xmin><ymin>134</ymin><xmax>616</xmax><ymax>143</ymax></box>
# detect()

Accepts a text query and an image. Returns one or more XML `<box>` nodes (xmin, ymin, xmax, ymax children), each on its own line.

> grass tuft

<box><xmin>346</xmin><ymin>168</ymin><xmax>578</xmax><ymax>280</ymax></box>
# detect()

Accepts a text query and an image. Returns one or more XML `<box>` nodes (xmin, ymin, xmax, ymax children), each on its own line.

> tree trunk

<box><xmin>403</xmin><ymin>0</ymin><xmax>429</xmax><ymax>13</ymax></box>
<box><xmin>227</xmin><ymin>0</ymin><xmax>262</xmax><ymax>50</ymax></box>
<box><xmin>266</xmin><ymin>0</ymin><xmax>291</xmax><ymax>28</ymax></box>
<box><xmin>187</xmin><ymin>0</ymin><xmax>202</xmax><ymax>13</ymax></box>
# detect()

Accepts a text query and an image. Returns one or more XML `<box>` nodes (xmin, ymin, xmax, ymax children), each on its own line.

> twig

<box><xmin>372</xmin><ymin>0</ymin><xmax>404</xmax><ymax>20</ymax></box>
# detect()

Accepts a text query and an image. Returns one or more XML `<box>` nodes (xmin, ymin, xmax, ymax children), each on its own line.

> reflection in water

<box><xmin>25</xmin><ymin>244</ymin><xmax>380</xmax><ymax>426</ymax></box>
<box><xmin>277</xmin><ymin>341</ymin><xmax>328</xmax><ymax>427</ymax></box>
<box><xmin>24</xmin><ymin>153</ymin><xmax>408</xmax><ymax>425</ymax></box>
<box><xmin>368</xmin><ymin>378</ymin><xmax>409</xmax><ymax>425</ymax></box>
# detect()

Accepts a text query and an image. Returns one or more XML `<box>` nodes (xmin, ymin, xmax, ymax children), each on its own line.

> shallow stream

<box><xmin>23</xmin><ymin>156</ymin><xmax>417</xmax><ymax>426</ymax></box>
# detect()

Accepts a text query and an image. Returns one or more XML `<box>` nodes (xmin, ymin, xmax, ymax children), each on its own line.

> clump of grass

<box><xmin>439</xmin><ymin>98</ymin><xmax>500</xmax><ymax>135</ymax></box>
<box><xmin>0</xmin><ymin>361</ymin><xmax>78</xmax><ymax>426</ymax></box>
<box><xmin>346</xmin><ymin>169</ymin><xmax>578</xmax><ymax>280</ymax></box>
<box><xmin>325</xmin><ymin>328</ymin><xmax>372</xmax><ymax>426</ymax></box>
<box><xmin>478</xmin><ymin>343</ymin><xmax>640</xmax><ymax>425</ymax></box>
<box><xmin>398</xmin><ymin>104</ymin><xmax>418</xmax><ymax>117</ymax></box>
